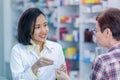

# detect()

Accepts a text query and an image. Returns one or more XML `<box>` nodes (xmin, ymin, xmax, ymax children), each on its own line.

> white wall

<box><xmin>0</xmin><ymin>0</ymin><xmax>12</xmax><ymax>80</ymax></box>
<box><xmin>3</xmin><ymin>0</ymin><xmax>12</xmax><ymax>62</ymax></box>
<box><xmin>0</xmin><ymin>0</ymin><xmax>12</xmax><ymax>78</ymax></box>
<box><xmin>2</xmin><ymin>0</ymin><xmax>13</xmax><ymax>79</ymax></box>
<box><xmin>0</xmin><ymin>0</ymin><xmax>4</xmax><ymax>76</ymax></box>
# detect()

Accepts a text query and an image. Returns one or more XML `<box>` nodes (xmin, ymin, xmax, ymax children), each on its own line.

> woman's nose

<box><xmin>40</xmin><ymin>27</ymin><xmax>46</xmax><ymax>33</ymax></box>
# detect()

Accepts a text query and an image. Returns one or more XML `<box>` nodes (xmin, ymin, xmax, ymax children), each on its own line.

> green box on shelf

<box><xmin>63</xmin><ymin>48</ymin><xmax>67</xmax><ymax>57</ymax></box>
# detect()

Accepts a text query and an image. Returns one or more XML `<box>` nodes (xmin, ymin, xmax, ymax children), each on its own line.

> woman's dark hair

<box><xmin>96</xmin><ymin>8</ymin><xmax>120</xmax><ymax>41</ymax></box>
<box><xmin>18</xmin><ymin>8</ymin><xmax>45</xmax><ymax>45</ymax></box>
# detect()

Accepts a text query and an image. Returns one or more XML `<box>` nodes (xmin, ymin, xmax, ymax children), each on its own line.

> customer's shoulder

<box><xmin>95</xmin><ymin>52</ymin><xmax>114</xmax><ymax>65</ymax></box>
<box><xmin>97</xmin><ymin>52</ymin><xmax>110</xmax><ymax>60</ymax></box>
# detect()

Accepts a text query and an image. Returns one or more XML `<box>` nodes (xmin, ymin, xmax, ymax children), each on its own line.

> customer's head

<box><xmin>96</xmin><ymin>8</ymin><xmax>120</xmax><ymax>48</ymax></box>
<box><xmin>18</xmin><ymin>8</ymin><xmax>49</xmax><ymax>45</ymax></box>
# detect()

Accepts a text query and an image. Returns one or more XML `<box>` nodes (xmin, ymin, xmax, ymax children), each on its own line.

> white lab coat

<box><xmin>10</xmin><ymin>40</ymin><xmax>66</xmax><ymax>80</ymax></box>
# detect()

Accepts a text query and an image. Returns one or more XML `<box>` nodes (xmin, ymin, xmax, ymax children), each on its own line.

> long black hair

<box><xmin>18</xmin><ymin>8</ymin><xmax>45</xmax><ymax>45</ymax></box>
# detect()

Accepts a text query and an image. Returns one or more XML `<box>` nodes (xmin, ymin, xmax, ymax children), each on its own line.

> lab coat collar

<box><xmin>45</xmin><ymin>40</ymin><xmax>54</xmax><ymax>50</ymax></box>
<box><xmin>27</xmin><ymin>40</ymin><xmax>53</xmax><ymax>54</ymax></box>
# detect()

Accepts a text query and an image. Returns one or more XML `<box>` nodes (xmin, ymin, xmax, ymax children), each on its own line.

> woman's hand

<box><xmin>55</xmin><ymin>70</ymin><xmax>70</xmax><ymax>80</ymax></box>
<box><xmin>32</xmin><ymin>57</ymin><xmax>53</xmax><ymax>75</ymax></box>
<box><xmin>59</xmin><ymin>64</ymin><xmax>67</xmax><ymax>73</ymax></box>
<box><xmin>55</xmin><ymin>64</ymin><xmax>70</xmax><ymax>80</ymax></box>
<box><xmin>35</xmin><ymin>57</ymin><xmax>53</xmax><ymax>67</ymax></box>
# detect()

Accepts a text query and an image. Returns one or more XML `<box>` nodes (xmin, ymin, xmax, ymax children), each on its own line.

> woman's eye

<box><xmin>35</xmin><ymin>25</ymin><xmax>40</xmax><ymax>29</ymax></box>
<box><xmin>44</xmin><ymin>23</ymin><xmax>48</xmax><ymax>27</ymax></box>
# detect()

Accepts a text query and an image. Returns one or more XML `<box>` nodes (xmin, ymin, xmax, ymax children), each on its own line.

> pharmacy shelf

<box><xmin>79</xmin><ymin>0</ymin><xmax>104</xmax><ymax>79</ymax></box>
<box><xmin>56</xmin><ymin>0</ymin><xmax>80</xmax><ymax>79</ymax></box>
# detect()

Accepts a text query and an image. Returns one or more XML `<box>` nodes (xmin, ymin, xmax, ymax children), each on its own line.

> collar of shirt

<box><xmin>27</xmin><ymin>40</ymin><xmax>53</xmax><ymax>56</ymax></box>
<box><xmin>108</xmin><ymin>42</ymin><xmax>120</xmax><ymax>52</ymax></box>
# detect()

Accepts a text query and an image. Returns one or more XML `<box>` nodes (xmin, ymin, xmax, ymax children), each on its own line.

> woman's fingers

<box><xmin>41</xmin><ymin>57</ymin><xmax>53</xmax><ymax>65</ymax></box>
<box><xmin>55</xmin><ymin>70</ymin><xmax>70</xmax><ymax>80</ymax></box>
<box><xmin>56</xmin><ymin>69</ymin><xmax>61</xmax><ymax>75</ymax></box>
<box><xmin>35</xmin><ymin>57</ymin><xmax>53</xmax><ymax>67</ymax></box>
<box><xmin>59</xmin><ymin>64</ymin><xmax>67</xmax><ymax>73</ymax></box>
<box><xmin>41</xmin><ymin>57</ymin><xmax>53</xmax><ymax>62</ymax></box>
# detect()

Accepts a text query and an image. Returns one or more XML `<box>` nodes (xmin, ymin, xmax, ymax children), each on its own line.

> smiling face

<box><xmin>31</xmin><ymin>14</ymin><xmax>49</xmax><ymax>44</ymax></box>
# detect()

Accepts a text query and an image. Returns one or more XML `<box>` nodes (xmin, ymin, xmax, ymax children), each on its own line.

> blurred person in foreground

<box><xmin>56</xmin><ymin>8</ymin><xmax>120</xmax><ymax>80</ymax></box>
<box><xmin>10</xmin><ymin>8</ymin><xmax>66</xmax><ymax>80</ymax></box>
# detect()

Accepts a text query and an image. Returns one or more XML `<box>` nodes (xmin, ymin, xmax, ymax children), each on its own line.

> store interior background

<box><xmin>0</xmin><ymin>0</ymin><xmax>120</xmax><ymax>80</ymax></box>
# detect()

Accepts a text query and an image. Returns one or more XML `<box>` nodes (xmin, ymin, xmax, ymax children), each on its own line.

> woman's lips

<box><xmin>39</xmin><ymin>35</ymin><xmax>46</xmax><ymax>38</ymax></box>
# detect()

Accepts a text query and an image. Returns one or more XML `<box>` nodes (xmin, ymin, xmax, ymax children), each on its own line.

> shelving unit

<box><xmin>56</xmin><ymin>0</ymin><xmax>80</xmax><ymax>79</ymax></box>
<box><xmin>79</xmin><ymin>0</ymin><xmax>108</xmax><ymax>80</ymax></box>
